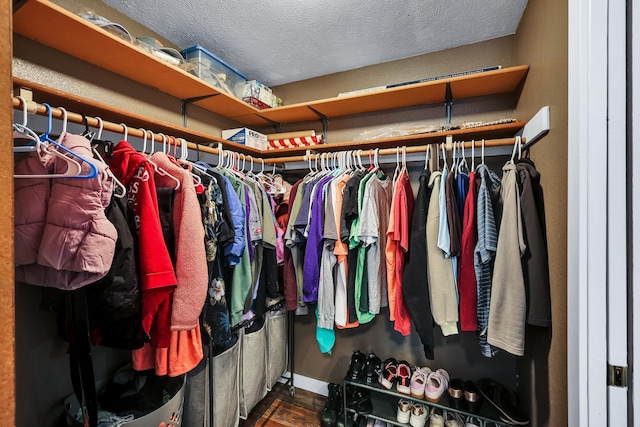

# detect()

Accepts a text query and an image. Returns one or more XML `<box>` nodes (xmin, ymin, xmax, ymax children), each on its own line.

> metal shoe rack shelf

<box><xmin>343</xmin><ymin>379</ymin><xmax>511</xmax><ymax>427</ymax></box>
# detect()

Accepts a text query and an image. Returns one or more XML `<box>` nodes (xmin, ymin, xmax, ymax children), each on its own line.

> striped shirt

<box><xmin>474</xmin><ymin>164</ymin><xmax>502</xmax><ymax>357</ymax></box>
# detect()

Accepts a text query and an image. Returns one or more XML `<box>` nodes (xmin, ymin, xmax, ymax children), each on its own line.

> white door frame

<box><xmin>568</xmin><ymin>0</ymin><xmax>630</xmax><ymax>425</ymax></box>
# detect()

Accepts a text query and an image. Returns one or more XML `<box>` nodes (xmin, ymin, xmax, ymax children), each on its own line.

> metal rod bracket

<box><xmin>444</xmin><ymin>82</ymin><xmax>453</xmax><ymax>125</ymax></box>
<box><xmin>181</xmin><ymin>94</ymin><xmax>220</xmax><ymax>127</ymax></box>
<box><xmin>307</xmin><ymin>106</ymin><xmax>330</xmax><ymax>144</ymax></box>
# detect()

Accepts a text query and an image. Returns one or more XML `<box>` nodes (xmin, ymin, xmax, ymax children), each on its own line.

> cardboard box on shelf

<box><xmin>241</xmin><ymin>80</ymin><xmax>277</xmax><ymax>108</ymax></box>
<box><xmin>222</xmin><ymin>127</ymin><xmax>268</xmax><ymax>150</ymax></box>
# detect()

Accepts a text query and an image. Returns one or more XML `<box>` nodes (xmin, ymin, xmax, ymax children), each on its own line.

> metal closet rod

<box><xmin>263</xmin><ymin>136</ymin><xmax>526</xmax><ymax>165</ymax></box>
<box><xmin>11</xmin><ymin>97</ymin><xmax>227</xmax><ymax>156</ymax></box>
<box><xmin>12</xmin><ymin>98</ymin><xmax>523</xmax><ymax>166</ymax></box>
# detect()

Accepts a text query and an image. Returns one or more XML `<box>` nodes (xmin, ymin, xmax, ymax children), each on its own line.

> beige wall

<box><xmin>1</xmin><ymin>1</ymin><xmax>15</xmax><ymax>425</ymax></box>
<box><xmin>514</xmin><ymin>0</ymin><xmax>569</xmax><ymax>426</ymax></box>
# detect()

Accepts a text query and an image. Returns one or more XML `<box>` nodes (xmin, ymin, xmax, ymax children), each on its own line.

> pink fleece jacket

<box><xmin>15</xmin><ymin>133</ymin><xmax>117</xmax><ymax>289</ymax></box>
<box><xmin>151</xmin><ymin>152</ymin><xmax>208</xmax><ymax>330</ymax></box>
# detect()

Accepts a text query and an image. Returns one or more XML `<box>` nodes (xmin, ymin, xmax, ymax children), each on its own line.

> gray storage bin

<box><xmin>210</xmin><ymin>339</ymin><xmax>240</xmax><ymax>427</ymax></box>
<box><xmin>266</xmin><ymin>311</ymin><xmax>288</xmax><ymax>391</ymax></box>
<box><xmin>239</xmin><ymin>322</ymin><xmax>268</xmax><ymax>419</ymax></box>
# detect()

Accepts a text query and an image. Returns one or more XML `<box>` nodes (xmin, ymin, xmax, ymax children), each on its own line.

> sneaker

<box><xmin>465</xmin><ymin>416</ymin><xmax>482</xmax><ymax>427</ymax></box>
<box><xmin>396</xmin><ymin>398</ymin><xmax>411</xmax><ymax>424</ymax></box>
<box><xmin>363</xmin><ymin>353</ymin><xmax>382</xmax><ymax>385</ymax></box>
<box><xmin>409</xmin><ymin>402</ymin><xmax>428</xmax><ymax>427</ymax></box>
<box><xmin>395</xmin><ymin>361</ymin><xmax>412</xmax><ymax>395</ymax></box>
<box><xmin>321</xmin><ymin>383</ymin><xmax>341</xmax><ymax>427</ymax></box>
<box><xmin>428</xmin><ymin>407</ymin><xmax>445</xmax><ymax>427</ymax></box>
<box><xmin>379</xmin><ymin>358</ymin><xmax>398</xmax><ymax>390</ymax></box>
<box><xmin>347</xmin><ymin>350</ymin><xmax>366</xmax><ymax>381</ymax></box>
<box><xmin>424</xmin><ymin>370</ymin><xmax>449</xmax><ymax>403</ymax></box>
<box><xmin>410</xmin><ymin>367</ymin><xmax>431</xmax><ymax>399</ymax></box>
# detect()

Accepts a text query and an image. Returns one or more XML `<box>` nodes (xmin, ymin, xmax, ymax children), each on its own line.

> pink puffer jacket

<box><xmin>15</xmin><ymin>133</ymin><xmax>117</xmax><ymax>290</ymax></box>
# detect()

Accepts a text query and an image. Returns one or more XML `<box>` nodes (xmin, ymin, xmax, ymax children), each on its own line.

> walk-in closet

<box><xmin>3</xmin><ymin>0</ymin><xmax>636</xmax><ymax>426</ymax></box>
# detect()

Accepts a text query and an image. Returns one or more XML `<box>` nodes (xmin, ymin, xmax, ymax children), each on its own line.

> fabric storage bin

<box><xmin>238</xmin><ymin>321</ymin><xmax>268</xmax><ymax>419</ymax></box>
<box><xmin>64</xmin><ymin>376</ymin><xmax>185</xmax><ymax>427</ymax></box>
<box><xmin>180</xmin><ymin>45</ymin><xmax>248</xmax><ymax>98</ymax></box>
<box><xmin>266</xmin><ymin>311</ymin><xmax>288</xmax><ymax>391</ymax></box>
<box><xmin>210</xmin><ymin>339</ymin><xmax>240</xmax><ymax>427</ymax></box>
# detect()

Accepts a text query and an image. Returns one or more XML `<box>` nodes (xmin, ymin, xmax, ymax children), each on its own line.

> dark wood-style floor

<box><xmin>240</xmin><ymin>382</ymin><xmax>327</xmax><ymax>427</ymax></box>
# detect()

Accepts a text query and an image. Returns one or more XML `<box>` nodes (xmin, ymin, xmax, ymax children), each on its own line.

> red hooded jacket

<box><xmin>106</xmin><ymin>141</ymin><xmax>177</xmax><ymax>348</ymax></box>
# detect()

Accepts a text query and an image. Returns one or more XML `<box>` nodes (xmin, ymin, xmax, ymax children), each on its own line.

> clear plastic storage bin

<box><xmin>181</xmin><ymin>45</ymin><xmax>248</xmax><ymax>98</ymax></box>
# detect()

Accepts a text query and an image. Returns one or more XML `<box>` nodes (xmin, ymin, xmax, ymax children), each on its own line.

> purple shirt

<box><xmin>302</xmin><ymin>176</ymin><xmax>333</xmax><ymax>303</ymax></box>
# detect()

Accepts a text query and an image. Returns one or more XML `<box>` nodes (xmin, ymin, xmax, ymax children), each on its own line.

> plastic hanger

<box><xmin>481</xmin><ymin>139</ymin><xmax>485</xmax><ymax>166</ymax></box>
<box><xmin>440</xmin><ymin>142</ymin><xmax>448</xmax><ymax>172</ymax></box>
<box><xmin>400</xmin><ymin>146</ymin><xmax>408</xmax><ymax>175</ymax></box>
<box><xmin>13</xmin><ymin>96</ymin><xmax>41</xmax><ymax>153</ymax></box>
<box><xmin>32</xmin><ymin>104</ymin><xmax>96</xmax><ymax>179</ymax></box>
<box><xmin>88</xmin><ymin>116</ymin><xmax>126</xmax><ymax>198</ymax></box>
<box><xmin>458</xmin><ymin>140</ymin><xmax>469</xmax><ymax>175</ymax></box>
<box><xmin>120</xmin><ymin>123</ymin><xmax>128</xmax><ymax>142</ymax></box>
<box><xmin>471</xmin><ymin>140</ymin><xmax>475</xmax><ymax>171</ymax></box>
<box><xmin>392</xmin><ymin>146</ymin><xmax>401</xmax><ymax>186</ymax></box>
<box><xmin>144</xmin><ymin>130</ymin><xmax>181</xmax><ymax>190</ymax></box>
<box><xmin>139</xmin><ymin>128</ymin><xmax>148</xmax><ymax>154</ymax></box>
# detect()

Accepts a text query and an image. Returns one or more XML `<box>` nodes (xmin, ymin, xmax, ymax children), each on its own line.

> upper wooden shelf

<box><xmin>232</xmin><ymin>65</ymin><xmax>529</xmax><ymax>127</ymax></box>
<box><xmin>12</xmin><ymin>0</ymin><xmax>266</xmax><ymax>120</ymax></box>
<box><xmin>13</xmin><ymin>0</ymin><xmax>528</xmax><ymax>131</ymax></box>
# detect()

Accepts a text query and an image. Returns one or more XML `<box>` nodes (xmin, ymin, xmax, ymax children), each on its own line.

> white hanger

<box><xmin>139</xmin><ymin>128</ymin><xmax>148</xmax><ymax>154</ymax></box>
<box><xmin>96</xmin><ymin>117</ymin><xmax>104</xmax><ymax>140</ymax></box>
<box><xmin>440</xmin><ymin>142</ymin><xmax>448</xmax><ymax>171</ymax></box>
<box><xmin>458</xmin><ymin>141</ymin><xmax>468</xmax><ymax>175</ymax></box>
<box><xmin>120</xmin><ymin>123</ymin><xmax>128</xmax><ymax>142</ymax></box>
<box><xmin>481</xmin><ymin>139</ymin><xmax>485</xmax><ymax>165</ymax></box>
<box><xmin>471</xmin><ymin>140</ymin><xmax>475</xmax><ymax>171</ymax></box>
<box><xmin>424</xmin><ymin>145</ymin><xmax>430</xmax><ymax>171</ymax></box>
<box><xmin>13</xmin><ymin>96</ymin><xmax>41</xmax><ymax>152</ymax></box>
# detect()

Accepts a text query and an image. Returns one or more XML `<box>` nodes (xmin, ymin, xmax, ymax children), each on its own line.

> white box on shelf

<box><xmin>222</xmin><ymin>127</ymin><xmax>268</xmax><ymax>150</ymax></box>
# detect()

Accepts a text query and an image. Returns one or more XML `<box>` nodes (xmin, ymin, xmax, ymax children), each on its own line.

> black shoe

<box><xmin>346</xmin><ymin>388</ymin><xmax>373</xmax><ymax>415</ymax></box>
<box><xmin>346</xmin><ymin>350</ymin><xmax>366</xmax><ymax>381</ymax></box>
<box><xmin>321</xmin><ymin>383</ymin><xmax>341</xmax><ymax>427</ymax></box>
<box><xmin>363</xmin><ymin>352</ymin><xmax>381</xmax><ymax>385</ymax></box>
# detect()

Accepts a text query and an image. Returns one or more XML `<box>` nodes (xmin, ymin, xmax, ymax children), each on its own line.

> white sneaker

<box><xmin>429</xmin><ymin>407</ymin><xmax>445</xmax><ymax>427</ymax></box>
<box><xmin>397</xmin><ymin>398</ymin><xmax>412</xmax><ymax>424</ymax></box>
<box><xmin>409</xmin><ymin>402</ymin><xmax>428</xmax><ymax>427</ymax></box>
<box><xmin>424</xmin><ymin>370</ymin><xmax>449</xmax><ymax>403</ymax></box>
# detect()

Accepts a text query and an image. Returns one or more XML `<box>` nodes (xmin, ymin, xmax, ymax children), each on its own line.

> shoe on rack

<box><xmin>347</xmin><ymin>388</ymin><xmax>373</xmax><ymax>415</ymax></box>
<box><xmin>409</xmin><ymin>402</ymin><xmax>428</xmax><ymax>427</ymax></box>
<box><xmin>321</xmin><ymin>383</ymin><xmax>341</xmax><ymax>427</ymax></box>
<box><xmin>429</xmin><ymin>407</ymin><xmax>445</xmax><ymax>427</ymax></box>
<box><xmin>464</xmin><ymin>416</ymin><xmax>482</xmax><ymax>427</ymax></box>
<box><xmin>379</xmin><ymin>358</ymin><xmax>398</xmax><ymax>390</ymax></box>
<box><xmin>463</xmin><ymin>381</ymin><xmax>482</xmax><ymax>414</ymax></box>
<box><xmin>347</xmin><ymin>350</ymin><xmax>366</xmax><ymax>381</ymax></box>
<box><xmin>447</xmin><ymin>378</ymin><xmax>464</xmax><ymax>409</ymax></box>
<box><xmin>477</xmin><ymin>379</ymin><xmax>529</xmax><ymax>425</ymax></box>
<box><xmin>364</xmin><ymin>352</ymin><xmax>382</xmax><ymax>385</ymax></box>
<box><xmin>373</xmin><ymin>420</ymin><xmax>387</xmax><ymax>427</ymax></box>
<box><xmin>396</xmin><ymin>398</ymin><xmax>411</xmax><ymax>424</ymax></box>
<box><xmin>424</xmin><ymin>369</ymin><xmax>450</xmax><ymax>403</ymax></box>
<box><xmin>410</xmin><ymin>367</ymin><xmax>432</xmax><ymax>399</ymax></box>
<box><xmin>396</xmin><ymin>361</ymin><xmax>412</xmax><ymax>395</ymax></box>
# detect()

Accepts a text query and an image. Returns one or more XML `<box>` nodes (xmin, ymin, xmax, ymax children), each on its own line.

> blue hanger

<box><xmin>40</xmin><ymin>104</ymin><xmax>98</xmax><ymax>179</ymax></box>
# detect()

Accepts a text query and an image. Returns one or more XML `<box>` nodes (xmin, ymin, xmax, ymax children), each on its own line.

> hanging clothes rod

<box><xmin>12</xmin><ymin>97</ymin><xmax>226</xmax><ymax>156</ymax></box>
<box><xmin>261</xmin><ymin>137</ymin><xmax>525</xmax><ymax>164</ymax></box>
<box><xmin>12</xmin><ymin>97</ymin><xmax>526</xmax><ymax>166</ymax></box>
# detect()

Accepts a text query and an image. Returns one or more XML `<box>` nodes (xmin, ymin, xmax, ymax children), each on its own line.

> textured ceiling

<box><xmin>103</xmin><ymin>0</ymin><xmax>528</xmax><ymax>87</ymax></box>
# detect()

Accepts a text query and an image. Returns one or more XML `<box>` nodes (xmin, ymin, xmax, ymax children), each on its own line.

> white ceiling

<box><xmin>103</xmin><ymin>0</ymin><xmax>528</xmax><ymax>87</ymax></box>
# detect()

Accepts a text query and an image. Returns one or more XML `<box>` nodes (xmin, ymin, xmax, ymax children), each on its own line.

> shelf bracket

<box><xmin>181</xmin><ymin>94</ymin><xmax>220</xmax><ymax>127</ymax></box>
<box><xmin>444</xmin><ymin>82</ymin><xmax>453</xmax><ymax>125</ymax></box>
<box><xmin>256</xmin><ymin>114</ymin><xmax>283</xmax><ymax>132</ymax></box>
<box><xmin>307</xmin><ymin>106</ymin><xmax>330</xmax><ymax>144</ymax></box>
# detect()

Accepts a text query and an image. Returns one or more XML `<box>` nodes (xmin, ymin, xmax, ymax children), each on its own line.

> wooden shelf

<box><xmin>12</xmin><ymin>0</ymin><xmax>268</xmax><ymax>122</ymax></box>
<box><xmin>232</xmin><ymin>65</ymin><xmax>529</xmax><ymax>127</ymax></box>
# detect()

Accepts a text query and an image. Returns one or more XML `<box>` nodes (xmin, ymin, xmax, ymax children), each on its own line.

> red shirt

<box><xmin>459</xmin><ymin>171</ymin><xmax>478</xmax><ymax>331</ymax></box>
